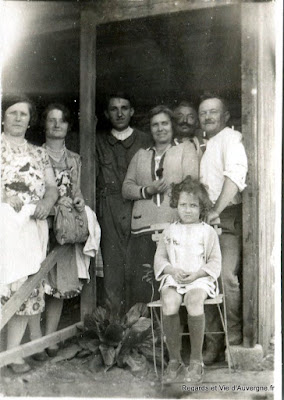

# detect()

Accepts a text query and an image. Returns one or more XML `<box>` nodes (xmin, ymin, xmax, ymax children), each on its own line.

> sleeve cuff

<box><xmin>141</xmin><ymin>187</ymin><xmax>152</xmax><ymax>199</ymax></box>
<box><xmin>223</xmin><ymin>171</ymin><xmax>247</xmax><ymax>192</ymax></box>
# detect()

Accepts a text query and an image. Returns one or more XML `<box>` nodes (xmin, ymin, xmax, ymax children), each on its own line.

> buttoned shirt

<box><xmin>200</xmin><ymin>127</ymin><xmax>248</xmax><ymax>205</ymax></box>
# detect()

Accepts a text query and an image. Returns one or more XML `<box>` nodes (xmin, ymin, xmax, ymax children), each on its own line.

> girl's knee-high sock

<box><xmin>163</xmin><ymin>314</ymin><xmax>182</xmax><ymax>362</ymax></box>
<box><xmin>187</xmin><ymin>314</ymin><xmax>205</xmax><ymax>362</ymax></box>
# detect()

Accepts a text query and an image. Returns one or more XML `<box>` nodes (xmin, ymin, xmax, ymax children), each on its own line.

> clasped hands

<box><xmin>5</xmin><ymin>195</ymin><xmax>52</xmax><ymax>220</ymax></box>
<box><xmin>146</xmin><ymin>178</ymin><xmax>168</xmax><ymax>196</ymax></box>
<box><xmin>171</xmin><ymin>268</ymin><xmax>198</xmax><ymax>284</ymax></box>
<box><xmin>5</xmin><ymin>194</ymin><xmax>85</xmax><ymax>220</ymax></box>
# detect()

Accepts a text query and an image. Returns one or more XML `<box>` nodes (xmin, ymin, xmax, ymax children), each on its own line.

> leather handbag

<box><xmin>53</xmin><ymin>204</ymin><xmax>89</xmax><ymax>245</ymax></box>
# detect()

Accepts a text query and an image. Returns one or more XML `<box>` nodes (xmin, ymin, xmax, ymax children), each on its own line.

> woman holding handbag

<box><xmin>42</xmin><ymin>103</ymin><xmax>100</xmax><ymax>357</ymax></box>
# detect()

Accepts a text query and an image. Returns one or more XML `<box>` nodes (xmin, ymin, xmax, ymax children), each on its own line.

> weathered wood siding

<box><xmin>241</xmin><ymin>2</ymin><xmax>276</xmax><ymax>354</ymax></box>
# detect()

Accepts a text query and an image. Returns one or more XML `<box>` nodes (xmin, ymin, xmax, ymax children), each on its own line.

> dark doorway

<box><xmin>96</xmin><ymin>5</ymin><xmax>241</xmax><ymax>132</ymax></box>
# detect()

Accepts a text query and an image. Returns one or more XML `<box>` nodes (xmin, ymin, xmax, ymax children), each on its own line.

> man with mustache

<box><xmin>173</xmin><ymin>101</ymin><xmax>204</xmax><ymax>158</ymax></box>
<box><xmin>96</xmin><ymin>92</ymin><xmax>150</xmax><ymax>320</ymax></box>
<box><xmin>198</xmin><ymin>92</ymin><xmax>248</xmax><ymax>364</ymax></box>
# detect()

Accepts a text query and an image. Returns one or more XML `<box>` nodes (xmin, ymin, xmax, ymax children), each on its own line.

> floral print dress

<box><xmin>1</xmin><ymin>134</ymin><xmax>50</xmax><ymax>315</ymax></box>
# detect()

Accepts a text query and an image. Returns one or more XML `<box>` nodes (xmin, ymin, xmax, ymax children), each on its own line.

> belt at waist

<box><xmin>98</xmin><ymin>186</ymin><xmax>122</xmax><ymax>197</ymax></box>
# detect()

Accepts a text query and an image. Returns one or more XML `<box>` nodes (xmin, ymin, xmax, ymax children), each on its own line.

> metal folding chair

<box><xmin>147</xmin><ymin>223</ymin><xmax>235</xmax><ymax>382</ymax></box>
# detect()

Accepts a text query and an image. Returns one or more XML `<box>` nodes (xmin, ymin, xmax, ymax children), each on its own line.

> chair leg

<box><xmin>150</xmin><ymin>307</ymin><xmax>158</xmax><ymax>377</ymax></box>
<box><xmin>216</xmin><ymin>304</ymin><xmax>235</xmax><ymax>377</ymax></box>
<box><xmin>160</xmin><ymin>306</ymin><xmax>164</xmax><ymax>386</ymax></box>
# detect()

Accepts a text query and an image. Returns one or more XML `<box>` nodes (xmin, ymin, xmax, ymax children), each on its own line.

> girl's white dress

<box><xmin>154</xmin><ymin>221</ymin><xmax>222</xmax><ymax>298</ymax></box>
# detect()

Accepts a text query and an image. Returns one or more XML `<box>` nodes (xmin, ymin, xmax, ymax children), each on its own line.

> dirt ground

<box><xmin>0</xmin><ymin>341</ymin><xmax>275</xmax><ymax>399</ymax></box>
<box><xmin>0</xmin><ymin>300</ymin><xmax>276</xmax><ymax>399</ymax></box>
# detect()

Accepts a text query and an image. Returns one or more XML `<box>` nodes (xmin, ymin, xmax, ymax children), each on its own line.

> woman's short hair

<box><xmin>42</xmin><ymin>103</ymin><xmax>71</xmax><ymax>131</ymax></box>
<box><xmin>170</xmin><ymin>175</ymin><xmax>213</xmax><ymax>221</ymax></box>
<box><xmin>1</xmin><ymin>94</ymin><xmax>37</xmax><ymax>126</ymax></box>
<box><xmin>149</xmin><ymin>105</ymin><xmax>174</xmax><ymax>124</ymax></box>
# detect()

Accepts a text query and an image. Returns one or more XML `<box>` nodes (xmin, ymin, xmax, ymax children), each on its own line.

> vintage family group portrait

<box><xmin>0</xmin><ymin>0</ymin><xmax>281</xmax><ymax>399</ymax></box>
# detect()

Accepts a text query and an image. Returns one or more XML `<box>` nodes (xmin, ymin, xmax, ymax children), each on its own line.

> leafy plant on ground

<box><xmin>75</xmin><ymin>303</ymin><xmax>162</xmax><ymax>375</ymax></box>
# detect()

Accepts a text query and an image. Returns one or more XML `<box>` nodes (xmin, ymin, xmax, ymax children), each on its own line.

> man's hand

<box><xmin>73</xmin><ymin>197</ymin><xmax>85</xmax><ymax>213</ymax></box>
<box><xmin>6</xmin><ymin>195</ymin><xmax>24</xmax><ymax>213</ymax></box>
<box><xmin>33</xmin><ymin>199</ymin><xmax>53</xmax><ymax>220</ymax></box>
<box><xmin>205</xmin><ymin>210</ymin><xmax>220</xmax><ymax>225</ymax></box>
<box><xmin>146</xmin><ymin>178</ymin><xmax>168</xmax><ymax>195</ymax></box>
<box><xmin>57</xmin><ymin>196</ymin><xmax>73</xmax><ymax>210</ymax></box>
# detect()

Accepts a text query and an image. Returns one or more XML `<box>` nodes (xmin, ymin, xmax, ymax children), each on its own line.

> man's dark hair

<box><xmin>174</xmin><ymin>101</ymin><xmax>197</xmax><ymax>112</ymax></box>
<box><xmin>104</xmin><ymin>91</ymin><xmax>133</xmax><ymax>110</ymax></box>
<box><xmin>41</xmin><ymin>103</ymin><xmax>72</xmax><ymax>131</ymax></box>
<box><xmin>199</xmin><ymin>92</ymin><xmax>229</xmax><ymax>112</ymax></box>
<box><xmin>1</xmin><ymin>94</ymin><xmax>37</xmax><ymax>126</ymax></box>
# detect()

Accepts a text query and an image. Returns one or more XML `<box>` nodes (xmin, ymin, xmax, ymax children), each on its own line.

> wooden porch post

<box><xmin>79</xmin><ymin>7</ymin><xmax>98</xmax><ymax>319</ymax></box>
<box><xmin>241</xmin><ymin>3</ymin><xmax>276</xmax><ymax>351</ymax></box>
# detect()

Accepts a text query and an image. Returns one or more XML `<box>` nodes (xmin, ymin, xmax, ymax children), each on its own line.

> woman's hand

<box><xmin>146</xmin><ymin>178</ymin><xmax>168</xmax><ymax>195</ymax></box>
<box><xmin>6</xmin><ymin>195</ymin><xmax>24</xmax><ymax>212</ymax></box>
<box><xmin>33</xmin><ymin>199</ymin><xmax>53</xmax><ymax>220</ymax></box>
<box><xmin>73</xmin><ymin>197</ymin><xmax>85</xmax><ymax>213</ymax></box>
<box><xmin>57</xmin><ymin>196</ymin><xmax>73</xmax><ymax>210</ymax></box>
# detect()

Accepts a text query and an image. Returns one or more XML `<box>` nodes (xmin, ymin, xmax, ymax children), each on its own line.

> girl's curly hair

<box><xmin>170</xmin><ymin>175</ymin><xmax>213</xmax><ymax>221</ymax></box>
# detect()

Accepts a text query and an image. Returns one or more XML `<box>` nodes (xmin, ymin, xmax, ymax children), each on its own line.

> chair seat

<box><xmin>147</xmin><ymin>294</ymin><xmax>223</xmax><ymax>308</ymax></box>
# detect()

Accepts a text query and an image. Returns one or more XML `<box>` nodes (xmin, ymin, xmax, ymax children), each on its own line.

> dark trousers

<box><xmin>99</xmin><ymin>195</ymin><xmax>132</xmax><ymax>320</ymax></box>
<box><xmin>125</xmin><ymin>234</ymin><xmax>159</xmax><ymax>311</ymax></box>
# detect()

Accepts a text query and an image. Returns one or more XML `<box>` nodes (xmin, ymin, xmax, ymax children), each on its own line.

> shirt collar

<box><xmin>111</xmin><ymin>126</ymin><xmax>133</xmax><ymax>141</ymax></box>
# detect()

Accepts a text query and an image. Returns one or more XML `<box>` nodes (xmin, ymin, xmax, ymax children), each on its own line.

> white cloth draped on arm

<box><xmin>0</xmin><ymin>203</ymin><xmax>48</xmax><ymax>285</ymax></box>
<box><xmin>75</xmin><ymin>205</ymin><xmax>101</xmax><ymax>280</ymax></box>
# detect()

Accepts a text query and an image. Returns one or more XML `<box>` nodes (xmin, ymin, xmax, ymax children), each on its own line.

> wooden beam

<box><xmin>83</xmin><ymin>0</ymin><xmax>240</xmax><ymax>24</ymax></box>
<box><xmin>0</xmin><ymin>322</ymin><xmax>83</xmax><ymax>368</ymax></box>
<box><xmin>80</xmin><ymin>9</ymin><xmax>97</xmax><ymax>208</ymax></box>
<box><xmin>241</xmin><ymin>3</ymin><xmax>259</xmax><ymax>348</ymax></box>
<box><xmin>79</xmin><ymin>9</ymin><xmax>98</xmax><ymax>316</ymax></box>
<box><xmin>0</xmin><ymin>245</ymin><xmax>71</xmax><ymax>331</ymax></box>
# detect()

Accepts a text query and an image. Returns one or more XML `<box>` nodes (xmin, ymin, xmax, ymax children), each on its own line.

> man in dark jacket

<box><xmin>96</xmin><ymin>93</ymin><xmax>150</xmax><ymax>320</ymax></box>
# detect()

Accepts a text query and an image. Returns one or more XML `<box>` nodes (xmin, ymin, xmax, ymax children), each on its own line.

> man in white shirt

<box><xmin>199</xmin><ymin>93</ymin><xmax>248</xmax><ymax>364</ymax></box>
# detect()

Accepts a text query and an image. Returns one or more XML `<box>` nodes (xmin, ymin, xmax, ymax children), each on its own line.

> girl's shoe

<box><xmin>8</xmin><ymin>361</ymin><xmax>31</xmax><ymax>374</ymax></box>
<box><xmin>184</xmin><ymin>361</ymin><xmax>204</xmax><ymax>384</ymax></box>
<box><xmin>163</xmin><ymin>360</ymin><xmax>184</xmax><ymax>383</ymax></box>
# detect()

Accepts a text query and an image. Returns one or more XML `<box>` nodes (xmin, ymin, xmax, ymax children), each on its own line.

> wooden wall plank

<box><xmin>241</xmin><ymin>4</ymin><xmax>259</xmax><ymax>348</ymax></box>
<box><xmin>256</xmin><ymin>3</ymin><xmax>275</xmax><ymax>354</ymax></box>
<box><xmin>241</xmin><ymin>2</ymin><xmax>276</xmax><ymax>352</ymax></box>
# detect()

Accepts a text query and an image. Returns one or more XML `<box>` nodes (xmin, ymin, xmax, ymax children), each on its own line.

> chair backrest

<box><xmin>150</xmin><ymin>219</ymin><xmax>222</xmax><ymax>245</ymax></box>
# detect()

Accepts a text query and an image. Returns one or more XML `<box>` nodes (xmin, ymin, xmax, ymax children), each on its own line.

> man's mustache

<box><xmin>177</xmin><ymin>122</ymin><xmax>195</xmax><ymax>128</ymax></box>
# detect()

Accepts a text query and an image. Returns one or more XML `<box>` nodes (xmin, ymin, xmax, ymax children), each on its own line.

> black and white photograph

<box><xmin>0</xmin><ymin>0</ymin><xmax>282</xmax><ymax>399</ymax></box>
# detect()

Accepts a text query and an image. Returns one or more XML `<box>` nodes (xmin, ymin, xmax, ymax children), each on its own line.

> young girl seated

<box><xmin>154</xmin><ymin>175</ymin><xmax>221</xmax><ymax>383</ymax></box>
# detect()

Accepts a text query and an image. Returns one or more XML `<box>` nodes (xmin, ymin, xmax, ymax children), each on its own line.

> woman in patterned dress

<box><xmin>0</xmin><ymin>95</ymin><xmax>58</xmax><ymax>373</ymax></box>
<box><xmin>42</xmin><ymin>103</ymin><xmax>100</xmax><ymax>357</ymax></box>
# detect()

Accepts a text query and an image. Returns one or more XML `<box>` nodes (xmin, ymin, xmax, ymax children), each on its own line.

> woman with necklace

<box><xmin>0</xmin><ymin>95</ymin><xmax>58</xmax><ymax>373</ymax></box>
<box><xmin>42</xmin><ymin>103</ymin><xmax>100</xmax><ymax>357</ymax></box>
<box><xmin>122</xmin><ymin>105</ymin><xmax>199</xmax><ymax>309</ymax></box>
